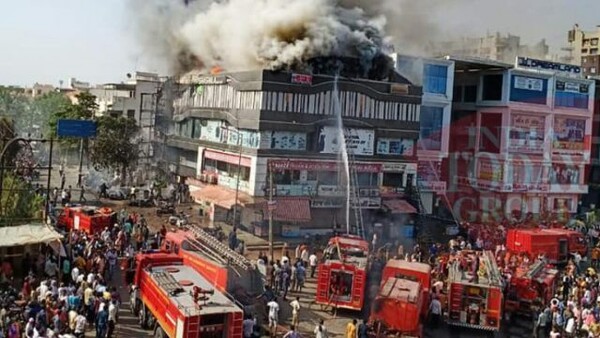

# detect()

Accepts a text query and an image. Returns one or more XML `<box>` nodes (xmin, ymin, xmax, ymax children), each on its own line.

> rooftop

<box><xmin>378</xmin><ymin>277</ymin><xmax>420</xmax><ymax>303</ymax></box>
<box><xmin>149</xmin><ymin>264</ymin><xmax>241</xmax><ymax>316</ymax></box>
<box><xmin>445</xmin><ymin>55</ymin><xmax>513</xmax><ymax>72</ymax></box>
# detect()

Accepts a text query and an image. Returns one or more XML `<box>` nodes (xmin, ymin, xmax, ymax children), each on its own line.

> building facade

<box><xmin>428</xmin><ymin>33</ymin><xmax>550</xmax><ymax>65</ymax></box>
<box><xmin>446</xmin><ymin>56</ymin><xmax>595</xmax><ymax>221</ymax></box>
<box><xmin>166</xmin><ymin>70</ymin><xmax>422</xmax><ymax>238</ymax></box>
<box><xmin>565</xmin><ymin>25</ymin><xmax>600</xmax><ymax>71</ymax></box>
<box><xmin>91</xmin><ymin>72</ymin><xmax>163</xmax><ymax>175</ymax></box>
<box><xmin>392</xmin><ymin>54</ymin><xmax>455</xmax><ymax>214</ymax></box>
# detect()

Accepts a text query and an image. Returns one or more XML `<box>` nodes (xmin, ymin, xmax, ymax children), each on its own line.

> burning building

<box><xmin>165</xmin><ymin>67</ymin><xmax>422</xmax><ymax>238</ymax></box>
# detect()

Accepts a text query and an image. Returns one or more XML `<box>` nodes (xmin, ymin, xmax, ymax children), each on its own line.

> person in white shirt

<box><xmin>107</xmin><ymin>300</ymin><xmax>118</xmax><ymax>338</ymax></box>
<box><xmin>309</xmin><ymin>253</ymin><xmax>318</xmax><ymax>278</ymax></box>
<box><xmin>314</xmin><ymin>319</ymin><xmax>328</xmax><ymax>338</ymax></box>
<box><xmin>267</xmin><ymin>298</ymin><xmax>280</xmax><ymax>337</ymax></box>
<box><xmin>429</xmin><ymin>297</ymin><xmax>442</xmax><ymax>328</ymax></box>
<box><xmin>565</xmin><ymin>316</ymin><xmax>575</xmax><ymax>336</ymax></box>
<box><xmin>37</xmin><ymin>281</ymin><xmax>49</xmax><ymax>302</ymax></box>
<box><xmin>71</xmin><ymin>267</ymin><xmax>80</xmax><ymax>284</ymax></box>
<box><xmin>290</xmin><ymin>296</ymin><xmax>301</xmax><ymax>327</ymax></box>
<box><xmin>86</xmin><ymin>272</ymin><xmax>95</xmax><ymax>285</ymax></box>
<box><xmin>74</xmin><ymin>313</ymin><xmax>87</xmax><ymax>337</ymax></box>
<box><xmin>300</xmin><ymin>248</ymin><xmax>309</xmax><ymax>266</ymax></box>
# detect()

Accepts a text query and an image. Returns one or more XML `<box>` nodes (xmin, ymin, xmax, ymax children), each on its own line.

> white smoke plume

<box><xmin>130</xmin><ymin>0</ymin><xmax>392</xmax><ymax>75</ymax></box>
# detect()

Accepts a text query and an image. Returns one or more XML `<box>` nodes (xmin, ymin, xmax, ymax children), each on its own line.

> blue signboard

<box><xmin>57</xmin><ymin>119</ymin><xmax>97</xmax><ymax>138</ymax></box>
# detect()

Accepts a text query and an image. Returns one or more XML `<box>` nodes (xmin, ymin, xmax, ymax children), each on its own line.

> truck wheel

<box><xmin>139</xmin><ymin>306</ymin><xmax>148</xmax><ymax>329</ymax></box>
<box><xmin>154</xmin><ymin>326</ymin><xmax>166</xmax><ymax>338</ymax></box>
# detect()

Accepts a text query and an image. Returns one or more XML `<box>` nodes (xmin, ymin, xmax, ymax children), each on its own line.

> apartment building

<box><xmin>391</xmin><ymin>54</ymin><xmax>455</xmax><ymax>215</ymax></box>
<box><xmin>446</xmin><ymin>56</ymin><xmax>594</xmax><ymax>221</ymax></box>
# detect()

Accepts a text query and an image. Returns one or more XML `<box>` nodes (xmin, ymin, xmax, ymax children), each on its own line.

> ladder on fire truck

<box><xmin>347</xmin><ymin>151</ymin><xmax>365</xmax><ymax>239</ymax></box>
<box><xmin>187</xmin><ymin>225</ymin><xmax>253</xmax><ymax>270</ymax></box>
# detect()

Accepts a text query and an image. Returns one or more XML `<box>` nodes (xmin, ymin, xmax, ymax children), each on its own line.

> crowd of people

<box><xmin>0</xmin><ymin>208</ymin><xmax>154</xmax><ymax>338</ymax></box>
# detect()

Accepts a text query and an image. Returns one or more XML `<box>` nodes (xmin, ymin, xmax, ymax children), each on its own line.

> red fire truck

<box><xmin>315</xmin><ymin>235</ymin><xmax>369</xmax><ymax>311</ymax></box>
<box><xmin>128</xmin><ymin>252</ymin><xmax>244</xmax><ymax>338</ymax></box>
<box><xmin>160</xmin><ymin>227</ymin><xmax>264</xmax><ymax>297</ymax></box>
<box><xmin>369</xmin><ymin>260</ymin><xmax>431</xmax><ymax>337</ymax></box>
<box><xmin>56</xmin><ymin>206</ymin><xmax>116</xmax><ymax>234</ymax></box>
<box><xmin>504</xmin><ymin>260</ymin><xmax>558</xmax><ymax>317</ymax></box>
<box><xmin>370</xmin><ymin>278</ymin><xmax>424</xmax><ymax>337</ymax></box>
<box><xmin>446</xmin><ymin>251</ymin><xmax>503</xmax><ymax>332</ymax></box>
<box><xmin>506</xmin><ymin>228</ymin><xmax>587</xmax><ymax>263</ymax></box>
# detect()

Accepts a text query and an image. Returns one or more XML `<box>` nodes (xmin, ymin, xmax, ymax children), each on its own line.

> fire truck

<box><xmin>128</xmin><ymin>252</ymin><xmax>244</xmax><ymax>338</ymax></box>
<box><xmin>56</xmin><ymin>205</ymin><xmax>116</xmax><ymax>234</ymax></box>
<box><xmin>506</xmin><ymin>228</ymin><xmax>587</xmax><ymax>263</ymax></box>
<box><xmin>504</xmin><ymin>260</ymin><xmax>558</xmax><ymax>317</ymax></box>
<box><xmin>160</xmin><ymin>226</ymin><xmax>264</xmax><ymax>312</ymax></box>
<box><xmin>315</xmin><ymin>235</ymin><xmax>369</xmax><ymax>311</ymax></box>
<box><xmin>369</xmin><ymin>260</ymin><xmax>431</xmax><ymax>337</ymax></box>
<box><xmin>447</xmin><ymin>251</ymin><xmax>503</xmax><ymax>332</ymax></box>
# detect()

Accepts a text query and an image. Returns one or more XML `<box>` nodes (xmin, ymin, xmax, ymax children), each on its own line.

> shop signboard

<box><xmin>478</xmin><ymin>161</ymin><xmax>503</xmax><ymax>182</ymax></box>
<box><xmin>556</xmin><ymin>81</ymin><xmax>589</xmax><ymax>94</ymax></box>
<box><xmin>291</xmin><ymin>74</ymin><xmax>313</xmax><ymax>85</ymax></box>
<box><xmin>318</xmin><ymin>185</ymin><xmax>346</xmax><ymax>197</ymax></box>
<box><xmin>281</xmin><ymin>225</ymin><xmax>301</xmax><ymax>238</ymax></box>
<box><xmin>269</xmin><ymin>160</ymin><xmax>382</xmax><ymax>173</ymax></box>
<box><xmin>311</xmin><ymin>199</ymin><xmax>343</xmax><ymax>208</ymax></box>
<box><xmin>317</xmin><ymin>126</ymin><xmax>374</xmax><ymax>156</ymax></box>
<box><xmin>515</xmin><ymin>57</ymin><xmax>582</xmax><ymax>77</ymax></box>
<box><xmin>509</xmin><ymin>114</ymin><xmax>545</xmax><ymax>153</ymax></box>
<box><xmin>351</xmin><ymin>197</ymin><xmax>382</xmax><ymax>209</ymax></box>
<box><xmin>377</xmin><ymin>138</ymin><xmax>414</xmax><ymax>156</ymax></box>
<box><xmin>418</xmin><ymin>181</ymin><xmax>447</xmax><ymax>192</ymax></box>
<box><xmin>265</xmin><ymin>131</ymin><xmax>307</xmax><ymax>150</ymax></box>
<box><xmin>553</xmin><ymin>117</ymin><xmax>586</xmax><ymax>151</ymax></box>
<box><xmin>204</xmin><ymin>150</ymin><xmax>252</xmax><ymax>167</ymax></box>
<box><xmin>514</xmin><ymin>76</ymin><xmax>544</xmax><ymax>91</ymax></box>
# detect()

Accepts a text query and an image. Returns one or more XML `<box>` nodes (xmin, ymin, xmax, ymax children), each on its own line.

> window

<box><xmin>192</xmin><ymin>119</ymin><xmax>202</xmax><ymax>139</ymax></box>
<box><xmin>479</xmin><ymin>113</ymin><xmax>502</xmax><ymax>153</ymax></box>
<box><xmin>356</xmin><ymin>173</ymin><xmax>378</xmax><ymax>187</ymax></box>
<box><xmin>423</xmin><ymin>64</ymin><xmax>448</xmax><ymax>94</ymax></box>
<box><xmin>555</xmin><ymin>91</ymin><xmax>588</xmax><ymax>109</ymax></box>
<box><xmin>453</xmin><ymin>86</ymin><xmax>463</xmax><ymax>102</ymax></box>
<box><xmin>127</xmin><ymin>109</ymin><xmax>135</xmax><ymax>119</ymax></box>
<box><xmin>592</xmin><ymin>38</ymin><xmax>599</xmax><ymax>46</ymax></box>
<box><xmin>583</xmin><ymin>57</ymin><xmax>588</xmax><ymax>63</ymax></box>
<box><xmin>383</xmin><ymin>173</ymin><xmax>404</xmax><ymax>188</ymax></box>
<box><xmin>592</xmin><ymin>49</ymin><xmax>599</xmax><ymax>55</ymax></box>
<box><xmin>464</xmin><ymin>85</ymin><xmax>477</xmax><ymax>102</ymax></box>
<box><xmin>482</xmin><ymin>74</ymin><xmax>503</xmax><ymax>101</ymax></box>
<box><xmin>419</xmin><ymin>106</ymin><xmax>443</xmax><ymax>151</ymax></box>
<box><xmin>592</xmin><ymin>67</ymin><xmax>597</xmax><ymax>74</ymax></box>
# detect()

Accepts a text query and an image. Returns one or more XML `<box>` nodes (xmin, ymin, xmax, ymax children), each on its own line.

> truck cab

<box><xmin>56</xmin><ymin>206</ymin><xmax>116</xmax><ymax>235</ymax></box>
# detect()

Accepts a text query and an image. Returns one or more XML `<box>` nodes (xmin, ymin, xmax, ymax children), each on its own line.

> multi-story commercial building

<box><xmin>565</xmin><ymin>25</ymin><xmax>600</xmax><ymax>71</ymax></box>
<box><xmin>391</xmin><ymin>54</ymin><xmax>455</xmax><ymax>215</ymax></box>
<box><xmin>428</xmin><ymin>33</ymin><xmax>550</xmax><ymax>65</ymax></box>
<box><xmin>91</xmin><ymin>72</ymin><xmax>163</xmax><ymax>174</ymax></box>
<box><xmin>446</xmin><ymin>56</ymin><xmax>594</xmax><ymax>221</ymax></box>
<box><xmin>166</xmin><ymin>69</ymin><xmax>423</xmax><ymax>238</ymax></box>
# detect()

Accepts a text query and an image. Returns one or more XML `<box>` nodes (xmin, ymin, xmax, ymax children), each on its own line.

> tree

<box><xmin>0</xmin><ymin>173</ymin><xmax>44</xmax><ymax>226</ymax></box>
<box><xmin>0</xmin><ymin>86</ymin><xmax>29</xmax><ymax>132</ymax></box>
<box><xmin>49</xmin><ymin>92</ymin><xmax>97</xmax><ymax>145</ymax></box>
<box><xmin>29</xmin><ymin>92</ymin><xmax>72</xmax><ymax>137</ymax></box>
<box><xmin>89</xmin><ymin>116</ymin><xmax>140</xmax><ymax>183</ymax></box>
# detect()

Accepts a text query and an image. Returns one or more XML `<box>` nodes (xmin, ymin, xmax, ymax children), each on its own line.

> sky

<box><xmin>1</xmin><ymin>0</ymin><xmax>600</xmax><ymax>87</ymax></box>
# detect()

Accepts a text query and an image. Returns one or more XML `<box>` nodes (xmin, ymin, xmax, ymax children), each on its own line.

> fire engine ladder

<box><xmin>187</xmin><ymin>225</ymin><xmax>253</xmax><ymax>270</ymax></box>
<box><xmin>524</xmin><ymin>260</ymin><xmax>545</xmax><ymax>279</ymax></box>
<box><xmin>347</xmin><ymin>151</ymin><xmax>365</xmax><ymax>239</ymax></box>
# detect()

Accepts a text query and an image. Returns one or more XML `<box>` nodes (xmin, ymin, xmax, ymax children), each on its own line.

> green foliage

<box><xmin>0</xmin><ymin>86</ymin><xmax>29</xmax><ymax>124</ymax></box>
<box><xmin>49</xmin><ymin>91</ymin><xmax>97</xmax><ymax>146</ymax></box>
<box><xmin>30</xmin><ymin>92</ymin><xmax>72</xmax><ymax>137</ymax></box>
<box><xmin>0</xmin><ymin>117</ymin><xmax>17</xmax><ymax>165</ymax></box>
<box><xmin>0</xmin><ymin>173</ymin><xmax>44</xmax><ymax>226</ymax></box>
<box><xmin>89</xmin><ymin>116</ymin><xmax>140</xmax><ymax>176</ymax></box>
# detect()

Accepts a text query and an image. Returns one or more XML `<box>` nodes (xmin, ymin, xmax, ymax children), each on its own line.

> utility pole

<box><xmin>268</xmin><ymin>165</ymin><xmax>274</xmax><ymax>263</ymax></box>
<box><xmin>76</xmin><ymin>138</ymin><xmax>84</xmax><ymax>187</ymax></box>
<box><xmin>232</xmin><ymin>130</ymin><xmax>243</xmax><ymax>228</ymax></box>
<box><xmin>45</xmin><ymin>138</ymin><xmax>54</xmax><ymax>222</ymax></box>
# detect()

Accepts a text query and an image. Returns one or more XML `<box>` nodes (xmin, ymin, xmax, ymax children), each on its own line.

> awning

<box><xmin>263</xmin><ymin>198</ymin><xmax>312</xmax><ymax>223</ymax></box>
<box><xmin>0</xmin><ymin>224</ymin><xmax>63</xmax><ymax>248</ymax></box>
<box><xmin>383</xmin><ymin>199</ymin><xmax>418</xmax><ymax>214</ymax></box>
<box><xmin>190</xmin><ymin>184</ymin><xmax>255</xmax><ymax>209</ymax></box>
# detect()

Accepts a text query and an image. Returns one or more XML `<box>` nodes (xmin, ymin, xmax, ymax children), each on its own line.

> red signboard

<box><xmin>204</xmin><ymin>150</ymin><xmax>252</xmax><ymax>167</ymax></box>
<box><xmin>291</xmin><ymin>73</ymin><xmax>313</xmax><ymax>85</ymax></box>
<box><xmin>269</xmin><ymin>160</ymin><xmax>382</xmax><ymax>173</ymax></box>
